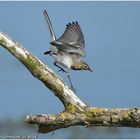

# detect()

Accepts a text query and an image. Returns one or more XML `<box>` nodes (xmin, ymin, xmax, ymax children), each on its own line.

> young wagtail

<box><xmin>43</xmin><ymin>10</ymin><xmax>92</xmax><ymax>92</ymax></box>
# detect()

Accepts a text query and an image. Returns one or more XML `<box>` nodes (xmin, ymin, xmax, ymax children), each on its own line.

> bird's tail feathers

<box><xmin>43</xmin><ymin>10</ymin><xmax>56</xmax><ymax>41</ymax></box>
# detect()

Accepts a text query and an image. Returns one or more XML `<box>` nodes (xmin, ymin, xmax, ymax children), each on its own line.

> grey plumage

<box><xmin>44</xmin><ymin>10</ymin><xmax>85</xmax><ymax>60</ymax></box>
<box><xmin>54</xmin><ymin>21</ymin><xmax>86</xmax><ymax>57</ymax></box>
<box><xmin>58</xmin><ymin>22</ymin><xmax>85</xmax><ymax>48</ymax></box>
<box><xmin>43</xmin><ymin>10</ymin><xmax>92</xmax><ymax>92</ymax></box>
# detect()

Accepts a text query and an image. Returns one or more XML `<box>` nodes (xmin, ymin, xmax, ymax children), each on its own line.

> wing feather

<box><xmin>52</xmin><ymin>21</ymin><xmax>86</xmax><ymax>57</ymax></box>
<box><xmin>57</xmin><ymin>21</ymin><xmax>85</xmax><ymax>48</ymax></box>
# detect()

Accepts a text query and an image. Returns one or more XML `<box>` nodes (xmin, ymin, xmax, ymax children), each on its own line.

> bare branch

<box><xmin>26</xmin><ymin>107</ymin><xmax>140</xmax><ymax>133</ymax></box>
<box><xmin>0</xmin><ymin>32</ymin><xmax>86</xmax><ymax>111</ymax></box>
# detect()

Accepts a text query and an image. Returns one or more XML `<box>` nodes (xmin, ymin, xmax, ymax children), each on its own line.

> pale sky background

<box><xmin>0</xmin><ymin>1</ymin><xmax>140</xmax><ymax>138</ymax></box>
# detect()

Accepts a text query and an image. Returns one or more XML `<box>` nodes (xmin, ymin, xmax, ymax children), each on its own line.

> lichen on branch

<box><xmin>0</xmin><ymin>32</ymin><xmax>86</xmax><ymax>111</ymax></box>
<box><xmin>1</xmin><ymin>31</ymin><xmax>140</xmax><ymax>134</ymax></box>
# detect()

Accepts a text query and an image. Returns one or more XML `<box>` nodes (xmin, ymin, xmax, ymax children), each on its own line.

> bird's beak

<box><xmin>88</xmin><ymin>67</ymin><xmax>93</xmax><ymax>72</ymax></box>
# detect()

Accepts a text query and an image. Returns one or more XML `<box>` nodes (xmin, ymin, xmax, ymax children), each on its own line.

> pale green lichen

<box><xmin>0</xmin><ymin>38</ymin><xmax>4</xmax><ymax>46</ymax></box>
<box><xmin>86</xmin><ymin>108</ymin><xmax>104</xmax><ymax>117</ymax></box>
<box><xmin>19</xmin><ymin>53</ymin><xmax>64</xmax><ymax>100</ymax></box>
<box><xmin>123</xmin><ymin>112</ymin><xmax>131</xmax><ymax>122</ymax></box>
<box><xmin>111</xmin><ymin>115</ymin><xmax>120</xmax><ymax>123</ymax></box>
<box><xmin>65</xmin><ymin>103</ymin><xmax>80</xmax><ymax>113</ymax></box>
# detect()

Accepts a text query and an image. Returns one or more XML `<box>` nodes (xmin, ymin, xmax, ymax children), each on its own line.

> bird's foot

<box><xmin>58</xmin><ymin>68</ymin><xmax>67</xmax><ymax>73</ymax></box>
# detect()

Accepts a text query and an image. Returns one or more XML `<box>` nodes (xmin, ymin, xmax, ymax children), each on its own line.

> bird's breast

<box><xmin>52</xmin><ymin>53</ymin><xmax>73</xmax><ymax>69</ymax></box>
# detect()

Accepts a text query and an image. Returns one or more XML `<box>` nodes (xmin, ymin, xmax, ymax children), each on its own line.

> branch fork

<box><xmin>0</xmin><ymin>32</ymin><xmax>140</xmax><ymax>133</ymax></box>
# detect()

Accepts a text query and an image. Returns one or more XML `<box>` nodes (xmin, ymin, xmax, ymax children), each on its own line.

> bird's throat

<box><xmin>71</xmin><ymin>64</ymin><xmax>82</xmax><ymax>70</ymax></box>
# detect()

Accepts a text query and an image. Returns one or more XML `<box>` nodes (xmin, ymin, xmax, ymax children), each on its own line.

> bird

<box><xmin>43</xmin><ymin>10</ymin><xmax>92</xmax><ymax>92</ymax></box>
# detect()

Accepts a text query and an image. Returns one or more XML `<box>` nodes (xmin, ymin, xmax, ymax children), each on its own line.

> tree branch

<box><xmin>26</xmin><ymin>108</ymin><xmax>140</xmax><ymax>133</ymax></box>
<box><xmin>0</xmin><ymin>32</ymin><xmax>140</xmax><ymax>133</ymax></box>
<box><xmin>0</xmin><ymin>32</ymin><xmax>86</xmax><ymax>112</ymax></box>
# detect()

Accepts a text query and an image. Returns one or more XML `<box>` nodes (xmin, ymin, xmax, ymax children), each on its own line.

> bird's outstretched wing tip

<box><xmin>66</xmin><ymin>21</ymin><xmax>79</xmax><ymax>26</ymax></box>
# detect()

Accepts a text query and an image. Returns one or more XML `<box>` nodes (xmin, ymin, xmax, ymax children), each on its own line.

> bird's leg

<box><xmin>53</xmin><ymin>62</ymin><xmax>67</xmax><ymax>73</ymax></box>
<box><xmin>67</xmin><ymin>73</ymin><xmax>76</xmax><ymax>93</ymax></box>
<box><xmin>54</xmin><ymin>62</ymin><xmax>76</xmax><ymax>92</ymax></box>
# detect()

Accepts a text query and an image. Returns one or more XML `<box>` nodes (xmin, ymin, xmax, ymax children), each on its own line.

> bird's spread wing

<box><xmin>58</xmin><ymin>21</ymin><xmax>85</xmax><ymax>48</ymax></box>
<box><xmin>52</xmin><ymin>21</ymin><xmax>86</xmax><ymax>57</ymax></box>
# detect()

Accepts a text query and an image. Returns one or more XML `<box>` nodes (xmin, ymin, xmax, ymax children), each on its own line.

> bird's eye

<box><xmin>84</xmin><ymin>65</ymin><xmax>88</xmax><ymax>69</ymax></box>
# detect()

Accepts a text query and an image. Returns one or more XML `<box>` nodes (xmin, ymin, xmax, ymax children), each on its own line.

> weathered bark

<box><xmin>0</xmin><ymin>32</ymin><xmax>140</xmax><ymax>134</ymax></box>
<box><xmin>0</xmin><ymin>32</ymin><xmax>86</xmax><ymax>112</ymax></box>
<box><xmin>26</xmin><ymin>108</ymin><xmax>140</xmax><ymax>133</ymax></box>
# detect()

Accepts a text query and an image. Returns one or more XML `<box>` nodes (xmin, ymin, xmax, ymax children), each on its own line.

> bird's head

<box><xmin>80</xmin><ymin>61</ymin><xmax>93</xmax><ymax>72</ymax></box>
<box><xmin>71</xmin><ymin>61</ymin><xmax>93</xmax><ymax>72</ymax></box>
